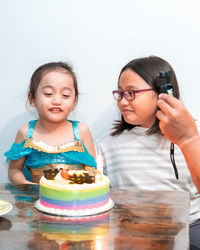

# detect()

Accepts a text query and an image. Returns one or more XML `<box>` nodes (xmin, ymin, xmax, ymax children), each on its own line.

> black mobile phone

<box><xmin>158</xmin><ymin>70</ymin><xmax>179</xmax><ymax>179</ymax></box>
<box><xmin>158</xmin><ymin>70</ymin><xmax>175</xmax><ymax>96</ymax></box>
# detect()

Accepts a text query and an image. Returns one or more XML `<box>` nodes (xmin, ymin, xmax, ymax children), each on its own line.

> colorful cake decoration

<box><xmin>43</xmin><ymin>169</ymin><xmax>59</xmax><ymax>180</ymax></box>
<box><xmin>35</xmin><ymin>163</ymin><xmax>114</xmax><ymax>217</ymax></box>
<box><xmin>43</xmin><ymin>167</ymin><xmax>95</xmax><ymax>184</ymax></box>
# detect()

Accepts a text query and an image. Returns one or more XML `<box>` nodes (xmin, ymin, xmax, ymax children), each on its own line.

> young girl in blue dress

<box><xmin>5</xmin><ymin>62</ymin><xmax>96</xmax><ymax>184</ymax></box>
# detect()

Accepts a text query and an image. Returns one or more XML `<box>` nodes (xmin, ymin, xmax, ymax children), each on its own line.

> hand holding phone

<box><xmin>158</xmin><ymin>70</ymin><xmax>178</xmax><ymax>179</ymax></box>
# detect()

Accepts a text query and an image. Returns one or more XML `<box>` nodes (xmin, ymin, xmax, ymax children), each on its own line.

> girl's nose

<box><xmin>118</xmin><ymin>96</ymin><xmax>129</xmax><ymax>105</ymax></box>
<box><xmin>52</xmin><ymin>94</ymin><xmax>61</xmax><ymax>105</ymax></box>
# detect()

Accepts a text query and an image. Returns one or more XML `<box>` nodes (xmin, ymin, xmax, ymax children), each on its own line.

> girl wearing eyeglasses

<box><xmin>96</xmin><ymin>56</ymin><xmax>200</xmax><ymax>249</ymax></box>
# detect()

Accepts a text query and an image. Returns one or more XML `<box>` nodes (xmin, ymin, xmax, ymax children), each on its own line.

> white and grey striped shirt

<box><xmin>96</xmin><ymin>126</ymin><xmax>200</xmax><ymax>223</ymax></box>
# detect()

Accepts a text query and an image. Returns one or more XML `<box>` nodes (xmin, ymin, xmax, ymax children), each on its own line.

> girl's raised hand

<box><xmin>156</xmin><ymin>93</ymin><xmax>198</xmax><ymax>147</ymax></box>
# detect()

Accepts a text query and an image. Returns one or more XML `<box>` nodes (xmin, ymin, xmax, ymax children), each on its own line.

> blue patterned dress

<box><xmin>5</xmin><ymin>120</ymin><xmax>96</xmax><ymax>182</ymax></box>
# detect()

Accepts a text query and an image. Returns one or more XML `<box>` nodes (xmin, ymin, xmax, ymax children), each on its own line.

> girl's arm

<box><xmin>178</xmin><ymin>136</ymin><xmax>200</xmax><ymax>193</ymax></box>
<box><xmin>8</xmin><ymin>158</ymin><xmax>33</xmax><ymax>184</ymax></box>
<box><xmin>78</xmin><ymin>123</ymin><xmax>96</xmax><ymax>158</ymax></box>
<box><xmin>156</xmin><ymin>93</ymin><xmax>200</xmax><ymax>192</ymax></box>
<box><xmin>8</xmin><ymin>125</ymin><xmax>34</xmax><ymax>185</ymax></box>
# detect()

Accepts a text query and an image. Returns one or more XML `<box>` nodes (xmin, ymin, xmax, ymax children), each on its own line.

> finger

<box><xmin>156</xmin><ymin>110</ymin><xmax>168</xmax><ymax>122</ymax></box>
<box><xmin>156</xmin><ymin>112</ymin><xmax>167</xmax><ymax>135</ymax></box>
<box><xmin>157</xmin><ymin>99</ymin><xmax>175</xmax><ymax>118</ymax></box>
<box><xmin>158</xmin><ymin>93</ymin><xmax>180</xmax><ymax>108</ymax></box>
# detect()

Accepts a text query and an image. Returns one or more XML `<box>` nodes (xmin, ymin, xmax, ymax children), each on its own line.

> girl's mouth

<box><xmin>121</xmin><ymin>109</ymin><xmax>133</xmax><ymax>115</ymax></box>
<box><xmin>49</xmin><ymin>107</ymin><xmax>62</xmax><ymax>113</ymax></box>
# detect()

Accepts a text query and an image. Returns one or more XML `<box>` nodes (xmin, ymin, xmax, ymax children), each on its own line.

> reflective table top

<box><xmin>0</xmin><ymin>184</ymin><xmax>189</xmax><ymax>250</ymax></box>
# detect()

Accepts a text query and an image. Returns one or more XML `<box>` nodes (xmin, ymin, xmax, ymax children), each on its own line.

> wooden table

<box><xmin>0</xmin><ymin>184</ymin><xmax>189</xmax><ymax>250</ymax></box>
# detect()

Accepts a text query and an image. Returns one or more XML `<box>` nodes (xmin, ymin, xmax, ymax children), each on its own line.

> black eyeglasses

<box><xmin>112</xmin><ymin>88</ymin><xmax>153</xmax><ymax>101</ymax></box>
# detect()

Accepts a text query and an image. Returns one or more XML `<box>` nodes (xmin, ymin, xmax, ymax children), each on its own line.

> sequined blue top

<box><xmin>5</xmin><ymin>120</ymin><xmax>96</xmax><ymax>181</ymax></box>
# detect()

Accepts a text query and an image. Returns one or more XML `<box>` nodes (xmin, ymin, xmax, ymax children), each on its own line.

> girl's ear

<box><xmin>72</xmin><ymin>96</ymin><xmax>78</xmax><ymax>110</ymax></box>
<box><xmin>28</xmin><ymin>93</ymin><xmax>36</xmax><ymax>107</ymax></box>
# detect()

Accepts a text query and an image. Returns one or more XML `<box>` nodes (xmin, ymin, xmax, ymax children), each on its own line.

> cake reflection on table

<box><xmin>39</xmin><ymin>211</ymin><xmax>109</xmax><ymax>244</ymax></box>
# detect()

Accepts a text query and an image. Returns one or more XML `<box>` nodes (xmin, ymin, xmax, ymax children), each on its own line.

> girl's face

<box><xmin>30</xmin><ymin>70</ymin><xmax>77</xmax><ymax>123</ymax></box>
<box><xmin>118</xmin><ymin>69</ymin><xmax>158</xmax><ymax>128</ymax></box>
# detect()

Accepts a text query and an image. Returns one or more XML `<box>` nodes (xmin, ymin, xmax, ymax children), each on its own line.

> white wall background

<box><xmin>0</xmin><ymin>0</ymin><xmax>200</xmax><ymax>182</ymax></box>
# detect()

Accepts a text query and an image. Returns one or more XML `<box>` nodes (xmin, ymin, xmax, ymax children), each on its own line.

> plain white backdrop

<box><xmin>0</xmin><ymin>0</ymin><xmax>200</xmax><ymax>182</ymax></box>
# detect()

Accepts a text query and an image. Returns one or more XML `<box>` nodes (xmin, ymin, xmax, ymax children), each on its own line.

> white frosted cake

<box><xmin>36</xmin><ymin>167</ymin><xmax>113</xmax><ymax>216</ymax></box>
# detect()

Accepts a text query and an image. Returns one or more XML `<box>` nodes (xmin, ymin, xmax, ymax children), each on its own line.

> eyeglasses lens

<box><xmin>113</xmin><ymin>92</ymin><xmax>121</xmax><ymax>100</ymax></box>
<box><xmin>125</xmin><ymin>90</ymin><xmax>135</xmax><ymax>100</ymax></box>
<box><xmin>113</xmin><ymin>90</ymin><xmax>135</xmax><ymax>101</ymax></box>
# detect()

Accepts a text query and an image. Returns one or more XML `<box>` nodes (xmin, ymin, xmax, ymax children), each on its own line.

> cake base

<box><xmin>35</xmin><ymin>198</ymin><xmax>114</xmax><ymax>217</ymax></box>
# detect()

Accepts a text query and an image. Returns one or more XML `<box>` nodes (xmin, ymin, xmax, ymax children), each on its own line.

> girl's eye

<box><xmin>63</xmin><ymin>94</ymin><xmax>70</xmax><ymax>98</ymax></box>
<box><xmin>44</xmin><ymin>93</ymin><xmax>52</xmax><ymax>96</ymax></box>
<box><xmin>128</xmin><ymin>90</ymin><xmax>134</xmax><ymax>97</ymax></box>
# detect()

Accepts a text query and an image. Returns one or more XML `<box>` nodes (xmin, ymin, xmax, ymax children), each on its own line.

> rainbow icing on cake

<box><xmin>36</xmin><ymin>167</ymin><xmax>113</xmax><ymax>216</ymax></box>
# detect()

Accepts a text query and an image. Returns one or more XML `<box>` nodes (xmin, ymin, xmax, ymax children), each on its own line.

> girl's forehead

<box><xmin>41</xmin><ymin>69</ymin><xmax>71</xmax><ymax>79</ymax></box>
<box><xmin>38</xmin><ymin>69</ymin><xmax>74</xmax><ymax>88</ymax></box>
<box><xmin>119</xmin><ymin>69</ymin><xmax>149</xmax><ymax>89</ymax></box>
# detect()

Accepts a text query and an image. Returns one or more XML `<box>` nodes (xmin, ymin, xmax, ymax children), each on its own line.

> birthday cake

<box><xmin>35</xmin><ymin>166</ymin><xmax>113</xmax><ymax>216</ymax></box>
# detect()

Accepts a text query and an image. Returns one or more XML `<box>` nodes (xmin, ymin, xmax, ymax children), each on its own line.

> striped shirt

<box><xmin>96</xmin><ymin>126</ymin><xmax>200</xmax><ymax>223</ymax></box>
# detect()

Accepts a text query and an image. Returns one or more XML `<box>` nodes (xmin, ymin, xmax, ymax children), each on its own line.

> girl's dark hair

<box><xmin>111</xmin><ymin>56</ymin><xmax>180</xmax><ymax>136</ymax></box>
<box><xmin>28</xmin><ymin>62</ymin><xmax>79</xmax><ymax>102</ymax></box>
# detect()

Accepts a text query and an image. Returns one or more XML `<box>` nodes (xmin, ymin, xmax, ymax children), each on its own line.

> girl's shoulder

<box><xmin>69</xmin><ymin>120</ymin><xmax>89</xmax><ymax>132</ymax></box>
<box><xmin>15</xmin><ymin>123</ymin><xmax>29</xmax><ymax>143</ymax></box>
<box><xmin>77</xmin><ymin>122</ymin><xmax>91</xmax><ymax>138</ymax></box>
<box><xmin>77</xmin><ymin>122</ymin><xmax>89</xmax><ymax>132</ymax></box>
<box><xmin>68</xmin><ymin>120</ymin><xmax>91</xmax><ymax>140</ymax></box>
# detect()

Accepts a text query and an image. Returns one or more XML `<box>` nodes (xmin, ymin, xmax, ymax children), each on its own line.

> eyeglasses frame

<box><xmin>112</xmin><ymin>88</ymin><xmax>153</xmax><ymax>101</ymax></box>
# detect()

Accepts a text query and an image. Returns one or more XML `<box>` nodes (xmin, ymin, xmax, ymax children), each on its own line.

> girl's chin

<box><xmin>123</xmin><ymin>116</ymin><xmax>137</xmax><ymax>125</ymax></box>
<box><xmin>123</xmin><ymin>117</ymin><xmax>152</xmax><ymax>128</ymax></box>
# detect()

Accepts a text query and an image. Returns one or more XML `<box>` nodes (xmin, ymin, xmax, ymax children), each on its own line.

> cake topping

<box><xmin>43</xmin><ymin>167</ymin><xmax>96</xmax><ymax>184</ymax></box>
<box><xmin>60</xmin><ymin>169</ymin><xmax>69</xmax><ymax>180</ymax></box>
<box><xmin>68</xmin><ymin>171</ymin><xmax>95</xmax><ymax>184</ymax></box>
<box><xmin>43</xmin><ymin>168</ymin><xmax>59</xmax><ymax>180</ymax></box>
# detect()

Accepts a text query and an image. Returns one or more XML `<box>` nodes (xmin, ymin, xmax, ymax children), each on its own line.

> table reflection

<box><xmin>28</xmin><ymin>212</ymin><xmax>109</xmax><ymax>249</ymax></box>
<box><xmin>0</xmin><ymin>184</ymin><xmax>189</xmax><ymax>250</ymax></box>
